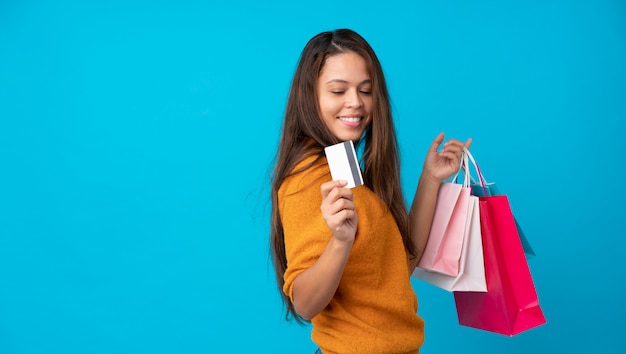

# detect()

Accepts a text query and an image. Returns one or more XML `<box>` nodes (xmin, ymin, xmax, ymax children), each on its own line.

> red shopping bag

<box><xmin>453</xmin><ymin>195</ymin><xmax>546</xmax><ymax>336</ymax></box>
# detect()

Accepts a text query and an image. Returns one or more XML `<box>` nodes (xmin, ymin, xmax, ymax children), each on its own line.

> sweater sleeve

<box><xmin>278</xmin><ymin>159</ymin><xmax>333</xmax><ymax>303</ymax></box>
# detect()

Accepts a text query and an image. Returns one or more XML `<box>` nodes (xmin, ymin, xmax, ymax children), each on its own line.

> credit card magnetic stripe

<box><xmin>343</xmin><ymin>141</ymin><xmax>363</xmax><ymax>186</ymax></box>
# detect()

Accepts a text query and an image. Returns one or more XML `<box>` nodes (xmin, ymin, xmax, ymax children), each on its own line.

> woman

<box><xmin>270</xmin><ymin>28</ymin><xmax>470</xmax><ymax>354</ymax></box>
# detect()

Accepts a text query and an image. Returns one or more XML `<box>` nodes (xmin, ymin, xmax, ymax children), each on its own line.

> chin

<box><xmin>335</xmin><ymin>132</ymin><xmax>364</xmax><ymax>142</ymax></box>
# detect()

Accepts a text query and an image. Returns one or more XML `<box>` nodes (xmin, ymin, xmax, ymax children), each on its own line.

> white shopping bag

<box><xmin>412</xmin><ymin>192</ymin><xmax>487</xmax><ymax>292</ymax></box>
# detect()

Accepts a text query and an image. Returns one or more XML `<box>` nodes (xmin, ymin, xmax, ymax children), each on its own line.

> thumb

<box><xmin>429</xmin><ymin>132</ymin><xmax>445</xmax><ymax>153</ymax></box>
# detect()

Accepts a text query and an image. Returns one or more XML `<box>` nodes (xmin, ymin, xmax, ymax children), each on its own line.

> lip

<box><xmin>337</xmin><ymin>115</ymin><xmax>364</xmax><ymax>128</ymax></box>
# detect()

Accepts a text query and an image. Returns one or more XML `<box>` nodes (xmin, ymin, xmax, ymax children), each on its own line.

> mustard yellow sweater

<box><xmin>279</xmin><ymin>155</ymin><xmax>424</xmax><ymax>354</ymax></box>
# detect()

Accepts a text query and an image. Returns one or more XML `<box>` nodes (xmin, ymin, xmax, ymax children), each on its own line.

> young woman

<box><xmin>270</xmin><ymin>28</ymin><xmax>471</xmax><ymax>354</ymax></box>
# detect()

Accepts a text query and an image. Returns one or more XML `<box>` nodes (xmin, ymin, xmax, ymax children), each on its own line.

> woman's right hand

<box><xmin>320</xmin><ymin>180</ymin><xmax>358</xmax><ymax>244</ymax></box>
<box><xmin>291</xmin><ymin>180</ymin><xmax>357</xmax><ymax>320</ymax></box>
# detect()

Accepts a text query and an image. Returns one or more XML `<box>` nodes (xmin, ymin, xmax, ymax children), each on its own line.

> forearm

<box><xmin>292</xmin><ymin>236</ymin><xmax>353</xmax><ymax>320</ymax></box>
<box><xmin>408</xmin><ymin>174</ymin><xmax>441</xmax><ymax>271</ymax></box>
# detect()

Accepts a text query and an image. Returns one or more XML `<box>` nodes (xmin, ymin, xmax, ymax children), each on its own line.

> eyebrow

<box><xmin>324</xmin><ymin>79</ymin><xmax>371</xmax><ymax>85</ymax></box>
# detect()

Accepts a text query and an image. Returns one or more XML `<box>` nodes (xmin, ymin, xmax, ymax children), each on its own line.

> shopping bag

<box><xmin>412</xmin><ymin>195</ymin><xmax>486</xmax><ymax>292</ymax></box>
<box><xmin>453</xmin><ymin>194</ymin><xmax>546</xmax><ymax>336</ymax></box>
<box><xmin>464</xmin><ymin>149</ymin><xmax>535</xmax><ymax>257</ymax></box>
<box><xmin>470</xmin><ymin>181</ymin><xmax>535</xmax><ymax>257</ymax></box>
<box><xmin>417</xmin><ymin>160</ymin><xmax>471</xmax><ymax>277</ymax></box>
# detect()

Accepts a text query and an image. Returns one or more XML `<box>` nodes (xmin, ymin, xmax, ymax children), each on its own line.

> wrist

<box><xmin>330</xmin><ymin>235</ymin><xmax>355</xmax><ymax>250</ymax></box>
<box><xmin>418</xmin><ymin>173</ymin><xmax>442</xmax><ymax>188</ymax></box>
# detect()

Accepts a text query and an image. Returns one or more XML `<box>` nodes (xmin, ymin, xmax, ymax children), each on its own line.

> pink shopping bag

<box><xmin>418</xmin><ymin>175</ymin><xmax>471</xmax><ymax>277</ymax></box>
<box><xmin>453</xmin><ymin>195</ymin><xmax>546</xmax><ymax>336</ymax></box>
<box><xmin>412</xmin><ymin>195</ymin><xmax>486</xmax><ymax>292</ymax></box>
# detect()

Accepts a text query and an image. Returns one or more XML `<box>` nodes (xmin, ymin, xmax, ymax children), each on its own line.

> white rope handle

<box><xmin>462</xmin><ymin>151</ymin><xmax>470</xmax><ymax>188</ymax></box>
<box><xmin>450</xmin><ymin>151</ymin><xmax>470</xmax><ymax>188</ymax></box>
<box><xmin>451</xmin><ymin>149</ymin><xmax>471</xmax><ymax>188</ymax></box>
<box><xmin>463</xmin><ymin>147</ymin><xmax>489</xmax><ymax>195</ymax></box>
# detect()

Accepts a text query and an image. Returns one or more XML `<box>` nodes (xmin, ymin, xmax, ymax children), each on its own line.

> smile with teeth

<box><xmin>338</xmin><ymin>116</ymin><xmax>362</xmax><ymax>123</ymax></box>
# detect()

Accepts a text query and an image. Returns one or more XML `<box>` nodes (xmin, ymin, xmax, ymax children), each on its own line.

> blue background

<box><xmin>1</xmin><ymin>0</ymin><xmax>624</xmax><ymax>353</ymax></box>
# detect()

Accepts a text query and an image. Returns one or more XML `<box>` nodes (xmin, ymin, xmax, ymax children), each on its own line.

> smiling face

<box><xmin>317</xmin><ymin>51</ymin><xmax>373</xmax><ymax>142</ymax></box>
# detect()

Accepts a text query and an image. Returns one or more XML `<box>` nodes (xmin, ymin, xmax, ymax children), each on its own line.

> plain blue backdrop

<box><xmin>1</xmin><ymin>0</ymin><xmax>625</xmax><ymax>353</ymax></box>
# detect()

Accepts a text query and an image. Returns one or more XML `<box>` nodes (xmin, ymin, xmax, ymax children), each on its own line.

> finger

<box><xmin>439</xmin><ymin>143</ymin><xmax>465</xmax><ymax>164</ymax></box>
<box><xmin>439</xmin><ymin>144</ymin><xmax>465</xmax><ymax>159</ymax></box>
<box><xmin>444</xmin><ymin>138</ymin><xmax>472</xmax><ymax>151</ymax></box>
<box><xmin>325</xmin><ymin>185</ymin><xmax>354</xmax><ymax>205</ymax></box>
<box><xmin>322</xmin><ymin>194</ymin><xmax>355</xmax><ymax>220</ymax></box>
<box><xmin>321</xmin><ymin>188</ymin><xmax>354</xmax><ymax>221</ymax></box>
<box><xmin>428</xmin><ymin>132</ymin><xmax>445</xmax><ymax>153</ymax></box>
<box><xmin>331</xmin><ymin>210</ymin><xmax>357</xmax><ymax>230</ymax></box>
<box><xmin>337</xmin><ymin>209</ymin><xmax>357</xmax><ymax>223</ymax></box>
<box><xmin>335</xmin><ymin>187</ymin><xmax>354</xmax><ymax>201</ymax></box>
<box><xmin>321</xmin><ymin>180</ymin><xmax>348</xmax><ymax>199</ymax></box>
<box><xmin>328</xmin><ymin>198</ymin><xmax>355</xmax><ymax>215</ymax></box>
<box><xmin>443</xmin><ymin>139</ymin><xmax>466</xmax><ymax>150</ymax></box>
<box><xmin>326</xmin><ymin>207</ymin><xmax>356</xmax><ymax>227</ymax></box>
<box><xmin>438</xmin><ymin>150</ymin><xmax>463</xmax><ymax>162</ymax></box>
<box><xmin>443</xmin><ymin>139</ymin><xmax>468</xmax><ymax>153</ymax></box>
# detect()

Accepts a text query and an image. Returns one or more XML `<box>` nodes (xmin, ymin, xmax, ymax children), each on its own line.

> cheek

<box><xmin>364</xmin><ymin>99</ymin><xmax>374</xmax><ymax>124</ymax></box>
<box><xmin>364</xmin><ymin>99</ymin><xmax>373</xmax><ymax>117</ymax></box>
<box><xmin>320</xmin><ymin>95</ymin><xmax>341</xmax><ymax>116</ymax></box>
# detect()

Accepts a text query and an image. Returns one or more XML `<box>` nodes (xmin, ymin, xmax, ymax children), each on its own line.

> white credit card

<box><xmin>324</xmin><ymin>141</ymin><xmax>364</xmax><ymax>188</ymax></box>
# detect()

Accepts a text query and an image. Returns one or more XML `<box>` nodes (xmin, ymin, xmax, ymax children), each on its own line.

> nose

<box><xmin>345</xmin><ymin>88</ymin><xmax>363</xmax><ymax>109</ymax></box>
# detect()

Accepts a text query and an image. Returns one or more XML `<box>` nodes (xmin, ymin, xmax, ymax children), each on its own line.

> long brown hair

<box><xmin>270</xmin><ymin>29</ymin><xmax>413</xmax><ymax>323</ymax></box>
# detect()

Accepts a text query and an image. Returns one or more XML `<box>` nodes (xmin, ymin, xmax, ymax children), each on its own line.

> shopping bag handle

<box><xmin>450</xmin><ymin>151</ymin><xmax>471</xmax><ymax>188</ymax></box>
<box><xmin>463</xmin><ymin>148</ymin><xmax>489</xmax><ymax>195</ymax></box>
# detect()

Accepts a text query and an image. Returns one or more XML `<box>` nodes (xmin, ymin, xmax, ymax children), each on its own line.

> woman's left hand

<box><xmin>422</xmin><ymin>132</ymin><xmax>472</xmax><ymax>183</ymax></box>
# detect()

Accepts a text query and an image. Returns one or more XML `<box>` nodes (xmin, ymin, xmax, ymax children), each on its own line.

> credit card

<box><xmin>324</xmin><ymin>141</ymin><xmax>364</xmax><ymax>188</ymax></box>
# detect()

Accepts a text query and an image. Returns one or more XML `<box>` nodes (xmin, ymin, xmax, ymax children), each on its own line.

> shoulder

<box><xmin>278</xmin><ymin>154</ymin><xmax>331</xmax><ymax>199</ymax></box>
